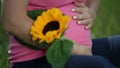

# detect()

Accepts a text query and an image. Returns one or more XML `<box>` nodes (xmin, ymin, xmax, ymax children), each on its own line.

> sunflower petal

<box><xmin>30</xmin><ymin>8</ymin><xmax>70</xmax><ymax>44</ymax></box>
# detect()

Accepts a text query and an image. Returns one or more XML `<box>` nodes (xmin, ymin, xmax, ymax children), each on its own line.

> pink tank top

<box><xmin>9</xmin><ymin>0</ymin><xmax>91</xmax><ymax>67</ymax></box>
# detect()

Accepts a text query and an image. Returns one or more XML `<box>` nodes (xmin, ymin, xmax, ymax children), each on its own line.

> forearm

<box><xmin>72</xmin><ymin>43</ymin><xmax>92</xmax><ymax>55</ymax></box>
<box><xmin>86</xmin><ymin>0</ymin><xmax>99</xmax><ymax>19</ymax></box>
<box><xmin>2</xmin><ymin>0</ymin><xmax>35</xmax><ymax>46</ymax></box>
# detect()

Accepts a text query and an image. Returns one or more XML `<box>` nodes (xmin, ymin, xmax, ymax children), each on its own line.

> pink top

<box><xmin>9</xmin><ymin>0</ymin><xmax>91</xmax><ymax>67</ymax></box>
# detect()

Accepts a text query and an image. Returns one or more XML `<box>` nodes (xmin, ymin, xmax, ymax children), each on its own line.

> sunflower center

<box><xmin>43</xmin><ymin>21</ymin><xmax>59</xmax><ymax>35</ymax></box>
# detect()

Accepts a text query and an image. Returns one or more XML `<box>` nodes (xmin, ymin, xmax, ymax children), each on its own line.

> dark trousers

<box><xmin>92</xmin><ymin>35</ymin><xmax>120</xmax><ymax>68</ymax></box>
<box><xmin>13</xmin><ymin>55</ymin><xmax>116</xmax><ymax>68</ymax></box>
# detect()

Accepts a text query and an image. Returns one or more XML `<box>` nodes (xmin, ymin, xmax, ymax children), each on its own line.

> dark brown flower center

<box><xmin>43</xmin><ymin>21</ymin><xmax>59</xmax><ymax>35</ymax></box>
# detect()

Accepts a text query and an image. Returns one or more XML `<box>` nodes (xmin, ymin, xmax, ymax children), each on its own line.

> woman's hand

<box><xmin>72</xmin><ymin>43</ymin><xmax>92</xmax><ymax>55</ymax></box>
<box><xmin>72</xmin><ymin>2</ymin><xmax>95</xmax><ymax>29</ymax></box>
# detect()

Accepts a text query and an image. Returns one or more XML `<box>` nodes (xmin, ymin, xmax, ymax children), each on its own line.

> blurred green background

<box><xmin>0</xmin><ymin>1</ymin><xmax>10</xmax><ymax>68</ymax></box>
<box><xmin>0</xmin><ymin>0</ymin><xmax>120</xmax><ymax>67</ymax></box>
<box><xmin>92</xmin><ymin>0</ymin><xmax>120</xmax><ymax>38</ymax></box>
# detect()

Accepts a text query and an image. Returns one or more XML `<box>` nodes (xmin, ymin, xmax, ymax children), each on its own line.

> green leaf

<box><xmin>46</xmin><ymin>39</ymin><xmax>73</xmax><ymax>68</ymax></box>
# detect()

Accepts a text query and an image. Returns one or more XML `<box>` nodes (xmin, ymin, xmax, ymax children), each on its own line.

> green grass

<box><xmin>0</xmin><ymin>0</ymin><xmax>120</xmax><ymax>67</ymax></box>
<box><xmin>91</xmin><ymin>0</ymin><xmax>120</xmax><ymax>38</ymax></box>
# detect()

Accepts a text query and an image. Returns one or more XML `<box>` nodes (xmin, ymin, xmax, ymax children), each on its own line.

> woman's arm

<box><xmin>1</xmin><ymin>0</ymin><xmax>36</xmax><ymax>46</ymax></box>
<box><xmin>86</xmin><ymin>0</ymin><xmax>99</xmax><ymax>19</ymax></box>
<box><xmin>71</xmin><ymin>0</ymin><xmax>99</xmax><ymax>55</ymax></box>
<box><xmin>72</xmin><ymin>43</ymin><xmax>92</xmax><ymax>55</ymax></box>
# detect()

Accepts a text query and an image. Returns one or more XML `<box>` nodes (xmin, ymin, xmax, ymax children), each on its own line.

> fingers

<box><xmin>72</xmin><ymin>6</ymin><xmax>93</xmax><ymax>29</ymax></box>
<box><xmin>71</xmin><ymin>7</ymin><xmax>88</xmax><ymax>13</ymax></box>
<box><xmin>85</xmin><ymin>21</ymin><xmax>93</xmax><ymax>29</ymax></box>
<box><xmin>72</xmin><ymin>2</ymin><xmax>94</xmax><ymax>29</ymax></box>
<box><xmin>73</xmin><ymin>12</ymin><xmax>91</xmax><ymax>20</ymax></box>
<box><xmin>72</xmin><ymin>2</ymin><xmax>88</xmax><ymax>13</ymax></box>
<box><xmin>77</xmin><ymin>18</ymin><xmax>93</xmax><ymax>29</ymax></box>
<box><xmin>72</xmin><ymin>12</ymin><xmax>93</xmax><ymax>29</ymax></box>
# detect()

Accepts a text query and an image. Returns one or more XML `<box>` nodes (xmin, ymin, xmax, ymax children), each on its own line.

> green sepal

<box><xmin>35</xmin><ymin>41</ymin><xmax>51</xmax><ymax>50</ymax></box>
<box><xmin>27</xmin><ymin>10</ymin><xmax>46</xmax><ymax>20</ymax></box>
<box><xmin>46</xmin><ymin>39</ymin><xmax>73</xmax><ymax>68</ymax></box>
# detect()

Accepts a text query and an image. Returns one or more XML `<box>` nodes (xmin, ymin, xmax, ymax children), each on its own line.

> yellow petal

<box><xmin>30</xmin><ymin>8</ymin><xmax>70</xmax><ymax>43</ymax></box>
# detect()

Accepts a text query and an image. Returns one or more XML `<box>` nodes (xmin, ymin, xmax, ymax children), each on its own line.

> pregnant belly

<box><xmin>59</xmin><ymin>4</ymin><xmax>92</xmax><ymax>46</ymax></box>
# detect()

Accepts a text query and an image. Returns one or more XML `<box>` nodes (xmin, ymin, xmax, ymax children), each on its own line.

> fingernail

<box><xmin>77</xmin><ymin>21</ymin><xmax>81</xmax><ymax>24</ymax></box>
<box><xmin>71</xmin><ymin>8</ymin><xmax>75</xmax><ymax>11</ymax></box>
<box><xmin>85</xmin><ymin>26</ymin><xmax>88</xmax><ymax>29</ymax></box>
<box><xmin>73</xmin><ymin>16</ymin><xmax>77</xmax><ymax>19</ymax></box>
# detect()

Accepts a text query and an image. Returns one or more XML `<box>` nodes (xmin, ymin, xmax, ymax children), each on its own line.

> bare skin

<box><xmin>73</xmin><ymin>0</ymin><xmax>99</xmax><ymax>29</ymax></box>
<box><xmin>1</xmin><ymin>0</ymin><xmax>99</xmax><ymax>55</ymax></box>
<box><xmin>72</xmin><ymin>0</ymin><xmax>99</xmax><ymax>55</ymax></box>
<box><xmin>2</xmin><ymin>0</ymin><xmax>35</xmax><ymax>45</ymax></box>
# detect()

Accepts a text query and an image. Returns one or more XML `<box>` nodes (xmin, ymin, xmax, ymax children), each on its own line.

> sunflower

<box><xmin>30</xmin><ymin>8</ymin><xmax>71</xmax><ymax>43</ymax></box>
